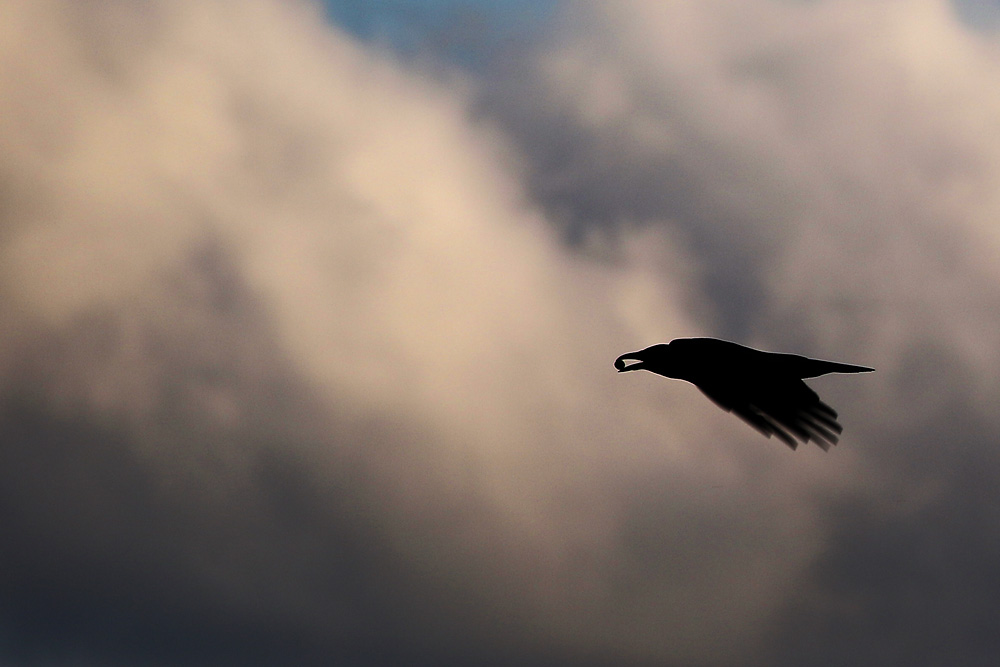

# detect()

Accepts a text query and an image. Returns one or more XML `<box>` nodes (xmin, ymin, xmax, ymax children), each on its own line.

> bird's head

<box><xmin>614</xmin><ymin>343</ymin><xmax>672</xmax><ymax>374</ymax></box>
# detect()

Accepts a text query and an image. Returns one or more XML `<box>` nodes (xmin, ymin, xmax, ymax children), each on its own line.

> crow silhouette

<box><xmin>614</xmin><ymin>338</ymin><xmax>873</xmax><ymax>450</ymax></box>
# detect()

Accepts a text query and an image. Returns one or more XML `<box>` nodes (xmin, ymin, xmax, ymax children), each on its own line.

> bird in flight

<box><xmin>614</xmin><ymin>338</ymin><xmax>873</xmax><ymax>450</ymax></box>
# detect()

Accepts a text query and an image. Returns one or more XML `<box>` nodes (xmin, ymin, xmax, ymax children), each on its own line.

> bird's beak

<box><xmin>614</xmin><ymin>352</ymin><xmax>645</xmax><ymax>372</ymax></box>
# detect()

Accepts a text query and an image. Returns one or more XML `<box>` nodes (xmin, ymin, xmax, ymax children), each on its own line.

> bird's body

<box><xmin>614</xmin><ymin>338</ymin><xmax>873</xmax><ymax>450</ymax></box>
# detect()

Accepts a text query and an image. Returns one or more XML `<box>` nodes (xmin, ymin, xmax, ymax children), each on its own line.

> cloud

<box><xmin>0</xmin><ymin>0</ymin><xmax>739</xmax><ymax>664</ymax></box>
<box><xmin>478</xmin><ymin>0</ymin><xmax>1000</xmax><ymax>663</ymax></box>
<box><xmin>3</xmin><ymin>0</ymin><xmax>1000</xmax><ymax>665</ymax></box>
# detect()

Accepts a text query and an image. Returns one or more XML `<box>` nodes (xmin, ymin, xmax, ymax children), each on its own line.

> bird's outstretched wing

<box><xmin>696</xmin><ymin>379</ymin><xmax>843</xmax><ymax>451</ymax></box>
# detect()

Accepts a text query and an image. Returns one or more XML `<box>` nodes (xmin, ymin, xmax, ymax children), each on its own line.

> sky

<box><xmin>2</xmin><ymin>0</ymin><xmax>1000</xmax><ymax>665</ymax></box>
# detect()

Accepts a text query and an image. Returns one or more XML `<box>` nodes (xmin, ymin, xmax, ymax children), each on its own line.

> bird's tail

<box><xmin>799</xmin><ymin>358</ymin><xmax>874</xmax><ymax>378</ymax></box>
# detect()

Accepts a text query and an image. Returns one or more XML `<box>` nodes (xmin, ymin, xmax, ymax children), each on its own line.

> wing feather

<box><xmin>697</xmin><ymin>379</ymin><xmax>842</xmax><ymax>451</ymax></box>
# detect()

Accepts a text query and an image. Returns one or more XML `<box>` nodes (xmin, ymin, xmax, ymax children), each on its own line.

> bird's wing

<box><xmin>697</xmin><ymin>379</ymin><xmax>842</xmax><ymax>451</ymax></box>
<box><xmin>696</xmin><ymin>384</ymin><xmax>800</xmax><ymax>449</ymax></box>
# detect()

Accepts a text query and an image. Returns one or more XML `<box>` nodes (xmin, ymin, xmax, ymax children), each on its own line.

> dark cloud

<box><xmin>769</xmin><ymin>416</ymin><xmax>1000</xmax><ymax>666</ymax></box>
<box><xmin>0</xmin><ymin>245</ymin><xmax>370</xmax><ymax>662</ymax></box>
<box><xmin>0</xmin><ymin>242</ymin><xmax>568</xmax><ymax>666</ymax></box>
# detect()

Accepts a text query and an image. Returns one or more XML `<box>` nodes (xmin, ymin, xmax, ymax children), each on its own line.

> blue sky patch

<box><xmin>322</xmin><ymin>0</ymin><xmax>560</xmax><ymax>70</ymax></box>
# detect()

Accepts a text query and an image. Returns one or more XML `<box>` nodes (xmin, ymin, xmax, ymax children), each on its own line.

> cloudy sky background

<box><xmin>2</xmin><ymin>0</ymin><xmax>1000</xmax><ymax>664</ymax></box>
